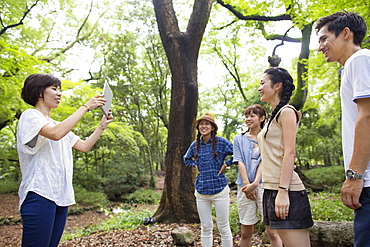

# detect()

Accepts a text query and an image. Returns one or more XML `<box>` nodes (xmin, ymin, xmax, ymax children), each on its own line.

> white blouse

<box><xmin>17</xmin><ymin>109</ymin><xmax>79</xmax><ymax>208</ymax></box>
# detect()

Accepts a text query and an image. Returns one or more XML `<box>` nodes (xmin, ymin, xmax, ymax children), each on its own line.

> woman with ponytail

<box><xmin>183</xmin><ymin>113</ymin><xmax>233</xmax><ymax>247</ymax></box>
<box><xmin>257</xmin><ymin>67</ymin><xmax>313</xmax><ymax>247</ymax></box>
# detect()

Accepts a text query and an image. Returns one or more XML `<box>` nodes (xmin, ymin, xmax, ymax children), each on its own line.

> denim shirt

<box><xmin>233</xmin><ymin>133</ymin><xmax>262</xmax><ymax>187</ymax></box>
<box><xmin>183</xmin><ymin>136</ymin><xmax>233</xmax><ymax>195</ymax></box>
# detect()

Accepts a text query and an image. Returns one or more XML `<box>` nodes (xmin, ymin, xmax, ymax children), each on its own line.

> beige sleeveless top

<box><xmin>257</xmin><ymin>105</ymin><xmax>305</xmax><ymax>191</ymax></box>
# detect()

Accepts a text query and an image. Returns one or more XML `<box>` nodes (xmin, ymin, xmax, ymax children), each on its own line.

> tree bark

<box><xmin>152</xmin><ymin>0</ymin><xmax>213</xmax><ymax>223</ymax></box>
<box><xmin>290</xmin><ymin>23</ymin><xmax>312</xmax><ymax>111</ymax></box>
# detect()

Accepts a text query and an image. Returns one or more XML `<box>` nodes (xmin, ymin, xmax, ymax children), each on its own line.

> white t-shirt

<box><xmin>340</xmin><ymin>48</ymin><xmax>370</xmax><ymax>187</ymax></box>
<box><xmin>17</xmin><ymin>109</ymin><xmax>80</xmax><ymax>208</ymax></box>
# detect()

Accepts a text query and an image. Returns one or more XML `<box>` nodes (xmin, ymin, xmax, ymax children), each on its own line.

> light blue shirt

<box><xmin>233</xmin><ymin>133</ymin><xmax>261</xmax><ymax>187</ymax></box>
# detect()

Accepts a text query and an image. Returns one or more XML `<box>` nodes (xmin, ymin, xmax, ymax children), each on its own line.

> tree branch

<box><xmin>0</xmin><ymin>0</ymin><xmax>40</xmax><ymax>36</ymax></box>
<box><xmin>216</xmin><ymin>0</ymin><xmax>291</xmax><ymax>21</ymax></box>
<box><xmin>213</xmin><ymin>44</ymin><xmax>247</xmax><ymax>101</ymax></box>
<box><xmin>40</xmin><ymin>6</ymin><xmax>109</xmax><ymax>62</ymax></box>
<box><xmin>77</xmin><ymin>0</ymin><xmax>94</xmax><ymax>38</ymax></box>
<box><xmin>257</xmin><ymin>22</ymin><xmax>300</xmax><ymax>43</ymax></box>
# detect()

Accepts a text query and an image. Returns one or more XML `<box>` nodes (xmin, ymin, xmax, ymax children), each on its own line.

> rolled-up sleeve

<box><xmin>232</xmin><ymin>135</ymin><xmax>242</xmax><ymax>163</ymax></box>
<box><xmin>223</xmin><ymin>139</ymin><xmax>233</xmax><ymax>167</ymax></box>
<box><xmin>183</xmin><ymin>141</ymin><xmax>197</xmax><ymax>167</ymax></box>
<box><xmin>17</xmin><ymin>109</ymin><xmax>49</xmax><ymax>154</ymax></box>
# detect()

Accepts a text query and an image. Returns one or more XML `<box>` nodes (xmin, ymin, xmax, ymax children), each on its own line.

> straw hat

<box><xmin>193</xmin><ymin>113</ymin><xmax>218</xmax><ymax>131</ymax></box>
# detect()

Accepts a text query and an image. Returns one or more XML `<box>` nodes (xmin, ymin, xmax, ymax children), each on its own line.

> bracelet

<box><xmin>83</xmin><ymin>104</ymin><xmax>91</xmax><ymax>112</ymax></box>
<box><xmin>278</xmin><ymin>186</ymin><xmax>290</xmax><ymax>191</ymax></box>
<box><xmin>99</xmin><ymin>124</ymin><xmax>106</xmax><ymax>130</ymax></box>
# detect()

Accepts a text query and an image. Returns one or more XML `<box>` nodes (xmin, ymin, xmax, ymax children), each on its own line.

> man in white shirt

<box><xmin>316</xmin><ymin>11</ymin><xmax>370</xmax><ymax>247</ymax></box>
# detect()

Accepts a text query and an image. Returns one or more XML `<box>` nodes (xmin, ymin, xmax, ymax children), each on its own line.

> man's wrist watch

<box><xmin>346</xmin><ymin>169</ymin><xmax>364</xmax><ymax>180</ymax></box>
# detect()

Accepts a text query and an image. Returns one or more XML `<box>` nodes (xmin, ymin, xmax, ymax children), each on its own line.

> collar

<box><xmin>201</xmin><ymin>136</ymin><xmax>213</xmax><ymax>145</ymax></box>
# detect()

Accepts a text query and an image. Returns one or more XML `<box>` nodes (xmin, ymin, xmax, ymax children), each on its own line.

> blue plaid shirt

<box><xmin>183</xmin><ymin>136</ymin><xmax>233</xmax><ymax>195</ymax></box>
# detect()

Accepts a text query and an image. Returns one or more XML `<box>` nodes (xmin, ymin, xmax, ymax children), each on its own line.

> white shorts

<box><xmin>237</xmin><ymin>184</ymin><xmax>263</xmax><ymax>225</ymax></box>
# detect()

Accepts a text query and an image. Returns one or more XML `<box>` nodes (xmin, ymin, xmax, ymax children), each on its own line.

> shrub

<box><xmin>74</xmin><ymin>185</ymin><xmax>110</xmax><ymax>208</ymax></box>
<box><xmin>229</xmin><ymin>202</ymin><xmax>241</xmax><ymax>234</ymax></box>
<box><xmin>309</xmin><ymin>192</ymin><xmax>353</xmax><ymax>222</ymax></box>
<box><xmin>73</xmin><ymin>170</ymin><xmax>104</xmax><ymax>192</ymax></box>
<box><xmin>303</xmin><ymin>165</ymin><xmax>345</xmax><ymax>193</ymax></box>
<box><xmin>0</xmin><ymin>179</ymin><xmax>19</xmax><ymax>193</ymax></box>
<box><xmin>101</xmin><ymin>160</ymin><xmax>150</xmax><ymax>201</ymax></box>
<box><xmin>225</xmin><ymin>165</ymin><xmax>239</xmax><ymax>185</ymax></box>
<box><xmin>126</xmin><ymin>188</ymin><xmax>161</xmax><ymax>204</ymax></box>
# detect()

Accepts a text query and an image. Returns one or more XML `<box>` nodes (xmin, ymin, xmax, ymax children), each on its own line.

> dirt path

<box><xmin>0</xmin><ymin>193</ymin><xmax>111</xmax><ymax>247</ymax></box>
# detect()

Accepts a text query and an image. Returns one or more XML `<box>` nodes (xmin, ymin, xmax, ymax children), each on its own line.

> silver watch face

<box><xmin>346</xmin><ymin>169</ymin><xmax>363</xmax><ymax>179</ymax></box>
<box><xmin>346</xmin><ymin>169</ymin><xmax>355</xmax><ymax>178</ymax></box>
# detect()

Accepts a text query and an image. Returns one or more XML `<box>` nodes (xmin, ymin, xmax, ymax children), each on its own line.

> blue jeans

<box><xmin>354</xmin><ymin>187</ymin><xmax>370</xmax><ymax>247</ymax></box>
<box><xmin>20</xmin><ymin>192</ymin><xmax>69</xmax><ymax>247</ymax></box>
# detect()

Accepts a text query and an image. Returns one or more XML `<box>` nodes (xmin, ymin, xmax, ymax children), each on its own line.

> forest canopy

<box><xmin>0</xmin><ymin>0</ymin><xmax>369</xmax><ymax>204</ymax></box>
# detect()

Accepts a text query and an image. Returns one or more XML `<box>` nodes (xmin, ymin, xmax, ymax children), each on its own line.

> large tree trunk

<box><xmin>152</xmin><ymin>0</ymin><xmax>213</xmax><ymax>223</ymax></box>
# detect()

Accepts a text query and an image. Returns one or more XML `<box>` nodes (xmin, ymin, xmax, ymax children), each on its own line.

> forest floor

<box><xmin>0</xmin><ymin>176</ymin><xmax>269</xmax><ymax>246</ymax></box>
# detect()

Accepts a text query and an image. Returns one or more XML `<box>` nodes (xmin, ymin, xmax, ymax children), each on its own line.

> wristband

<box><xmin>278</xmin><ymin>186</ymin><xmax>289</xmax><ymax>191</ymax></box>
<box><xmin>83</xmin><ymin>104</ymin><xmax>91</xmax><ymax>111</ymax></box>
<box><xmin>99</xmin><ymin>124</ymin><xmax>106</xmax><ymax>130</ymax></box>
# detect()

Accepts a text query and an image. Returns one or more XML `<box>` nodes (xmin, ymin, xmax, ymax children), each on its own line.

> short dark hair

<box><xmin>21</xmin><ymin>74</ymin><xmax>61</xmax><ymax>106</ymax></box>
<box><xmin>315</xmin><ymin>11</ymin><xmax>367</xmax><ymax>46</ymax></box>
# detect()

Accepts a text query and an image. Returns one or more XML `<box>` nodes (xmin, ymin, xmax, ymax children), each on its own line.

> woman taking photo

<box><xmin>183</xmin><ymin>113</ymin><xmax>233</xmax><ymax>247</ymax></box>
<box><xmin>257</xmin><ymin>67</ymin><xmax>313</xmax><ymax>247</ymax></box>
<box><xmin>17</xmin><ymin>74</ymin><xmax>113</xmax><ymax>247</ymax></box>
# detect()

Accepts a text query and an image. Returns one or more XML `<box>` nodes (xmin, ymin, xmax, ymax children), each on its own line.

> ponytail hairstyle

<box><xmin>194</xmin><ymin>121</ymin><xmax>218</xmax><ymax>159</ymax></box>
<box><xmin>263</xmin><ymin>67</ymin><xmax>295</xmax><ymax>138</ymax></box>
<box><xmin>242</xmin><ymin>104</ymin><xmax>267</xmax><ymax>134</ymax></box>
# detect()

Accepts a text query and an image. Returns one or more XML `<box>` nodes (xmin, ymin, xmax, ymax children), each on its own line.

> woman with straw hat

<box><xmin>183</xmin><ymin>113</ymin><xmax>233</xmax><ymax>247</ymax></box>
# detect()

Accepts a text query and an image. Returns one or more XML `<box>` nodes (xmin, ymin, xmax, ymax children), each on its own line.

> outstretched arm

<box><xmin>73</xmin><ymin>110</ymin><xmax>114</xmax><ymax>152</ymax></box>
<box><xmin>39</xmin><ymin>95</ymin><xmax>107</xmax><ymax>140</ymax></box>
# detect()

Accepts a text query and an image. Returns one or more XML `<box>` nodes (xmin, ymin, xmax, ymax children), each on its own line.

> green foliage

<box><xmin>61</xmin><ymin>208</ymin><xmax>154</xmax><ymax>241</ymax></box>
<box><xmin>126</xmin><ymin>188</ymin><xmax>162</xmax><ymax>204</ymax></box>
<box><xmin>0</xmin><ymin>179</ymin><xmax>20</xmax><ymax>194</ymax></box>
<box><xmin>73</xmin><ymin>171</ymin><xmax>104</xmax><ymax>192</ymax></box>
<box><xmin>73</xmin><ymin>185</ymin><xmax>110</xmax><ymax>208</ymax></box>
<box><xmin>309</xmin><ymin>192</ymin><xmax>353</xmax><ymax>222</ymax></box>
<box><xmin>225</xmin><ymin>165</ymin><xmax>239</xmax><ymax>186</ymax></box>
<box><xmin>229</xmin><ymin>202</ymin><xmax>241</xmax><ymax>234</ymax></box>
<box><xmin>0</xmin><ymin>126</ymin><xmax>21</xmax><ymax>182</ymax></box>
<box><xmin>100</xmin><ymin>160</ymin><xmax>149</xmax><ymax>201</ymax></box>
<box><xmin>303</xmin><ymin>166</ymin><xmax>345</xmax><ymax>193</ymax></box>
<box><xmin>0</xmin><ymin>40</ymin><xmax>41</xmax><ymax>124</ymax></box>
